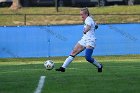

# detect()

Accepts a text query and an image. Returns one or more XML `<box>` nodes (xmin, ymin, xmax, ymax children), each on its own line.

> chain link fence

<box><xmin>0</xmin><ymin>13</ymin><xmax>140</xmax><ymax>26</ymax></box>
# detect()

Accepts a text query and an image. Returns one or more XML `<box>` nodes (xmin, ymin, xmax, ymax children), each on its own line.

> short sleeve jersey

<box><xmin>83</xmin><ymin>16</ymin><xmax>96</xmax><ymax>40</ymax></box>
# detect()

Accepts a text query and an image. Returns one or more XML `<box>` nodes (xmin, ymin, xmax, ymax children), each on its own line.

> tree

<box><xmin>10</xmin><ymin>0</ymin><xmax>22</xmax><ymax>10</ymax></box>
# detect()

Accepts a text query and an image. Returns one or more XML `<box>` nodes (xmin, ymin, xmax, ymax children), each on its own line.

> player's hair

<box><xmin>80</xmin><ymin>7</ymin><xmax>93</xmax><ymax>18</ymax></box>
<box><xmin>80</xmin><ymin>7</ymin><xmax>90</xmax><ymax>16</ymax></box>
<box><xmin>81</xmin><ymin>7</ymin><xmax>97</xmax><ymax>27</ymax></box>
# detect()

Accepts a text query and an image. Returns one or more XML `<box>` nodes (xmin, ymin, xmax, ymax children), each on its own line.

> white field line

<box><xmin>34</xmin><ymin>76</ymin><xmax>46</xmax><ymax>93</ymax></box>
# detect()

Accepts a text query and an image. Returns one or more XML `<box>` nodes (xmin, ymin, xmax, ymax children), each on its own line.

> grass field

<box><xmin>0</xmin><ymin>55</ymin><xmax>140</xmax><ymax>93</ymax></box>
<box><xmin>0</xmin><ymin>5</ymin><xmax>140</xmax><ymax>25</ymax></box>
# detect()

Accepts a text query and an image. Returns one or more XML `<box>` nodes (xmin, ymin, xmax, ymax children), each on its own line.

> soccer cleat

<box><xmin>98</xmin><ymin>64</ymin><xmax>103</xmax><ymax>72</ymax></box>
<box><xmin>56</xmin><ymin>67</ymin><xmax>65</xmax><ymax>72</ymax></box>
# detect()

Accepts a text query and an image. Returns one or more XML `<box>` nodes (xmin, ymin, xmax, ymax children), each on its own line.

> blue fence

<box><xmin>0</xmin><ymin>23</ymin><xmax>140</xmax><ymax>58</ymax></box>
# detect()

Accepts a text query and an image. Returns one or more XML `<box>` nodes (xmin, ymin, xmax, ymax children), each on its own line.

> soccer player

<box><xmin>56</xmin><ymin>7</ymin><xmax>103</xmax><ymax>72</ymax></box>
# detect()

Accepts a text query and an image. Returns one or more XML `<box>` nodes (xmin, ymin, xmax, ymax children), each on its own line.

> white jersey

<box><xmin>82</xmin><ymin>16</ymin><xmax>96</xmax><ymax>41</ymax></box>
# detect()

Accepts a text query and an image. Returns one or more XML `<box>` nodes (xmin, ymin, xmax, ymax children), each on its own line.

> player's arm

<box><xmin>83</xmin><ymin>25</ymin><xmax>91</xmax><ymax>34</ymax></box>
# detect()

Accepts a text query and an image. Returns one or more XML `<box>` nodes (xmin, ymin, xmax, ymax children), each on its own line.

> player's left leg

<box><xmin>56</xmin><ymin>43</ymin><xmax>85</xmax><ymax>72</ymax></box>
<box><xmin>85</xmin><ymin>46</ymin><xmax>103</xmax><ymax>72</ymax></box>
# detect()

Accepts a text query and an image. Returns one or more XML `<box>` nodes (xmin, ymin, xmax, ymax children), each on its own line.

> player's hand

<box><xmin>83</xmin><ymin>28</ymin><xmax>86</xmax><ymax>34</ymax></box>
<box><xmin>95</xmin><ymin>25</ymin><xmax>98</xmax><ymax>29</ymax></box>
<box><xmin>83</xmin><ymin>31</ymin><xmax>87</xmax><ymax>34</ymax></box>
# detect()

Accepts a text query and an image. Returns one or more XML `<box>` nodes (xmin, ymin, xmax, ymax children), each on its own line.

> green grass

<box><xmin>0</xmin><ymin>55</ymin><xmax>140</xmax><ymax>93</ymax></box>
<box><xmin>1</xmin><ymin>6</ymin><xmax>140</xmax><ymax>14</ymax></box>
<box><xmin>0</xmin><ymin>5</ymin><xmax>140</xmax><ymax>25</ymax></box>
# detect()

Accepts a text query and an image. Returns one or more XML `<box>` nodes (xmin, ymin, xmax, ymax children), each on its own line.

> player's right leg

<box><xmin>56</xmin><ymin>43</ymin><xmax>85</xmax><ymax>72</ymax></box>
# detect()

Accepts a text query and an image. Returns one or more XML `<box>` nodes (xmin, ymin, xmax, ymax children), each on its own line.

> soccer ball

<box><xmin>44</xmin><ymin>60</ymin><xmax>54</xmax><ymax>70</ymax></box>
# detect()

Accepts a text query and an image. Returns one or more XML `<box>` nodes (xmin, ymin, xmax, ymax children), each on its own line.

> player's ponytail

<box><xmin>81</xmin><ymin>7</ymin><xmax>94</xmax><ymax>18</ymax></box>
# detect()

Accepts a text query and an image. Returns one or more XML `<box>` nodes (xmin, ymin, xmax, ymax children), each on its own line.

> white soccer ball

<box><xmin>44</xmin><ymin>60</ymin><xmax>54</xmax><ymax>70</ymax></box>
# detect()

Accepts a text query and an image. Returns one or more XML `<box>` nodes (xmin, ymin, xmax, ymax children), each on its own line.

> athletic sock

<box><xmin>93</xmin><ymin>58</ymin><xmax>101</xmax><ymax>68</ymax></box>
<box><xmin>85</xmin><ymin>48</ymin><xmax>101</xmax><ymax>68</ymax></box>
<box><xmin>62</xmin><ymin>56</ymin><xmax>74</xmax><ymax>68</ymax></box>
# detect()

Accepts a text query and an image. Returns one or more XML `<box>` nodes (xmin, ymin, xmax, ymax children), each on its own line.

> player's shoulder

<box><xmin>85</xmin><ymin>16</ymin><xmax>94</xmax><ymax>25</ymax></box>
<box><xmin>85</xmin><ymin>16</ymin><xmax>93</xmax><ymax>22</ymax></box>
<box><xmin>86</xmin><ymin>16</ymin><xmax>92</xmax><ymax>20</ymax></box>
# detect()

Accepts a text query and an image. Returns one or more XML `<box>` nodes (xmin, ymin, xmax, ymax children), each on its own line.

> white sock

<box><xmin>93</xmin><ymin>59</ymin><xmax>101</xmax><ymax>68</ymax></box>
<box><xmin>62</xmin><ymin>56</ymin><xmax>74</xmax><ymax>68</ymax></box>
